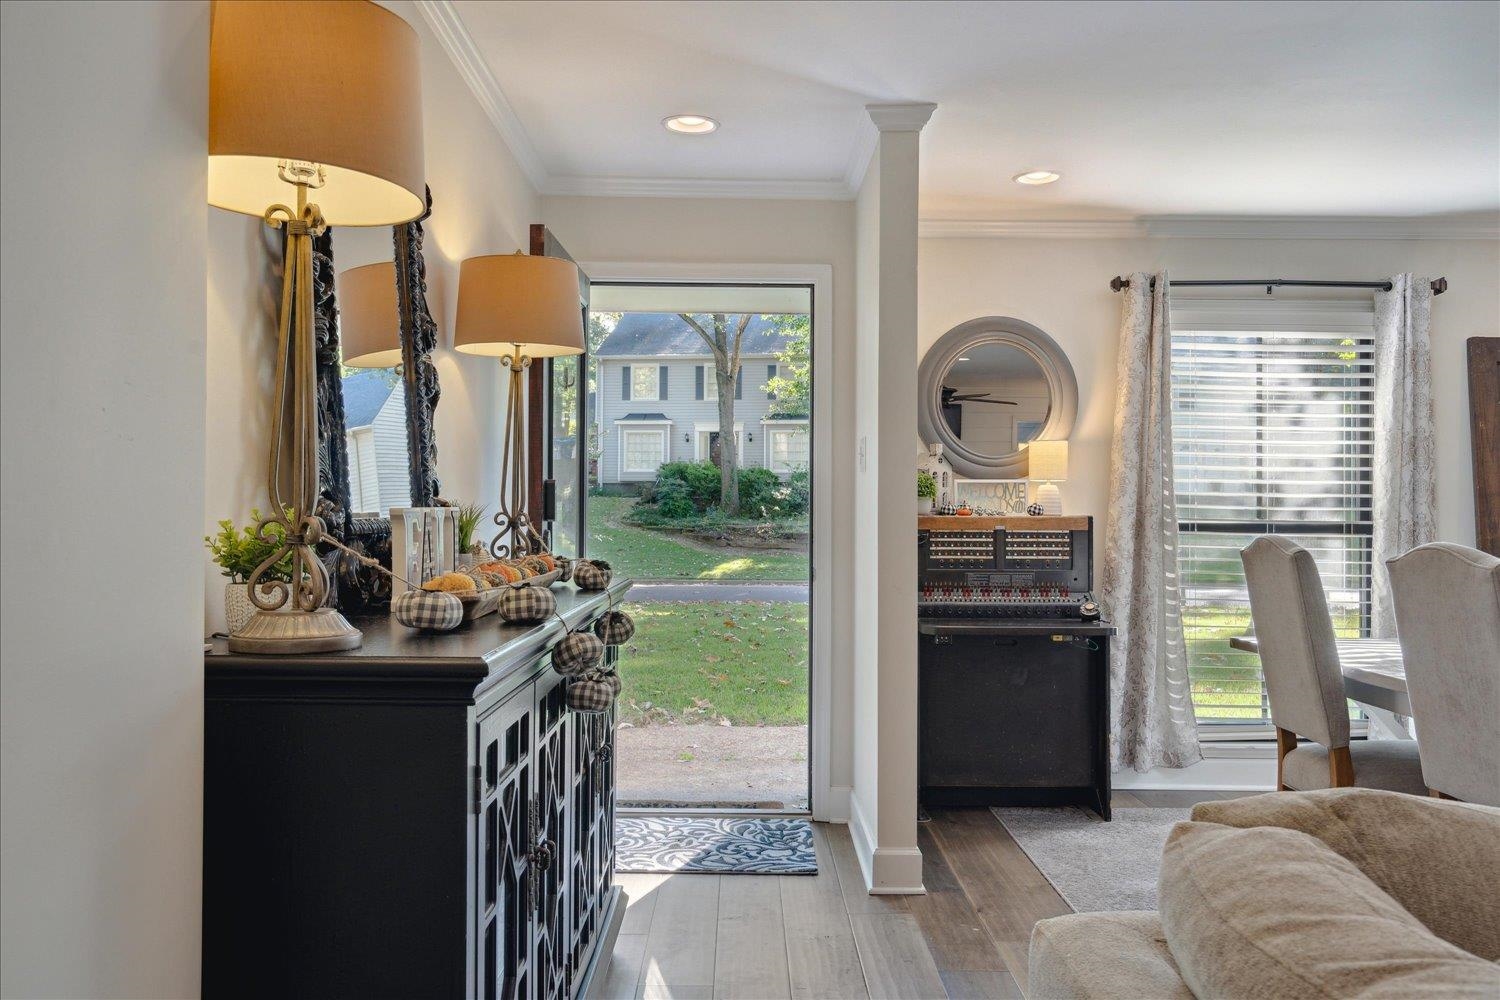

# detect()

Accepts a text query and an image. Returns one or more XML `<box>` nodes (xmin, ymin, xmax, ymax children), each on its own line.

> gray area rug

<box><xmin>991</xmin><ymin>806</ymin><xmax>1189</xmax><ymax>912</ymax></box>
<box><xmin>615</xmin><ymin>816</ymin><xmax>817</xmax><ymax>875</ymax></box>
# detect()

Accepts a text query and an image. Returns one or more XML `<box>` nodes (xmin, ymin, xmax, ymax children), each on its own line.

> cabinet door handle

<box><xmin>531</xmin><ymin>838</ymin><xmax>556</xmax><ymax>872</ymax></box>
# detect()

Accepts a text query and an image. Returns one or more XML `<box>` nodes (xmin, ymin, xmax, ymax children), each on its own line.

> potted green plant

<box><xmin>917</xmin><ymin>470</ymin><xmax>937</xmax><ymax>515</ymax></box>
<box><xmin>453</xmin><ymin>501</ymin><xmax>488</xmax><ymax>569</ymax></box>
<box><xmin>205</xmin><ymin>509</ymin><xmax>294</xmax><ymax>635</ymax></box>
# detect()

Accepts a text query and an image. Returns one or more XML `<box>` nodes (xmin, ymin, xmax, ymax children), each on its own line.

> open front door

<box><xmin>528</xmin><ymin>225</ymin><xmax>590</xmax><ymax>557</ymax></box>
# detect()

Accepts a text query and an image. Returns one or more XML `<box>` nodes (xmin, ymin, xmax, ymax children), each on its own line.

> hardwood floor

<box><xmin>598</xmin><ymin>791</ymin><xmax>1236</xmax><ymax>999</ymax></box>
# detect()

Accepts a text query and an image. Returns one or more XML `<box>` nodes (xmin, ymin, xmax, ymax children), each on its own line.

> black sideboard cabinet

<box><xmin>204</xmin><ymin>581</ymin><xmax>630</xmax><ymax>999</ymax></box>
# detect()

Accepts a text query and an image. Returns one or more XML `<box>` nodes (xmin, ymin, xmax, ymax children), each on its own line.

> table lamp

<box><xmin>337</xmin><ymin>262</ymin><xmax>403</xmax><ymax>368</ymax></box>
<box><xmin>454</xmin><ymin>253</ymin><xmax>584</xmax><ymax>557</ymax></box>
<box><xmin>210</xmin><ymin>0</ymin><xmax>424</xmax><ymax>653</ymax></box>
<box><xmin>1027</xmin><ymin>439</ymin><xmax>1069</xmax><ymax>515</ymax></box>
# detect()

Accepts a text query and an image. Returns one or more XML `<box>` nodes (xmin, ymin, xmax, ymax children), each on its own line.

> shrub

<box><xmin>656</xmin><ymin>460</ymin><xmax>722</xmax><ymax>508</ymax></box>
<box><xmin>736</xmin><ymin>467</ymin><xmax>782</xmax><ymax>514</ymax></box>
<box><xmin>653</xmin><ymin>478</ymin><xmax>697</xmax><ymax>520</ymax></box>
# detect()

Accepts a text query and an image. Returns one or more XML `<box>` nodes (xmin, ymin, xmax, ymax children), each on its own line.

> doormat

<box><xmin>992</xmin><ymin>806</ymin><xmax>1190</xmax><ymax>912</ymax></box>
<box><xmin>615</xmin><ymin>816</ymin><xmax>817</xmax><ymax>875</ymax></box>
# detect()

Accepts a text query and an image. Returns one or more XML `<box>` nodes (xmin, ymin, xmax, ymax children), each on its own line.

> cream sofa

<box><xmin>1028</xmin><ymin>789</ymin><xmax>1500</xmax><ymax>999</ymax></box>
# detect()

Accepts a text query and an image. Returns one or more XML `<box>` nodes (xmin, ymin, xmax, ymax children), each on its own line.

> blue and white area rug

<box><xmin>615</xmin><ymin>816</ymin><xmax>817</xmax><ymax>875</ymax></box>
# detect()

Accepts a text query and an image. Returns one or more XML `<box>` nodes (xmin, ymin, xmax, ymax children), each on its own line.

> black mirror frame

<box><xmin>314</xmin><ymin>187</ymin><xmax>442</xmax><ymax>612</ymax></box>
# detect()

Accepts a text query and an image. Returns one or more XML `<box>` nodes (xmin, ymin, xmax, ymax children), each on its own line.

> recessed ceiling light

<box><xmin>1013</xmin><ymin>170</ymin><xmax>1061</xmax><ymax>186</ymax></box>
<box><xmin>664</xmin><ymin>115</ymin><xmax>719</xmax><ymax>135</ymax></box>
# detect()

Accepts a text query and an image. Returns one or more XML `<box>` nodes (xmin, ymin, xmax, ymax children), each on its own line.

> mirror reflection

<box><xmin>337</xmin><ymin>260</ymin><xmax>413</xmax><ymax>517</ymax></box>
<box><xmin>940</xmin><ymin>341</ymin><xmax>1050</xmax><ymax>459</ymax></box>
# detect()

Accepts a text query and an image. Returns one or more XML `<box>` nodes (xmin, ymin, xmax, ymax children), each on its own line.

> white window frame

<box><xmin>630</xmin><ymin>365</ymin><xmax>660</xmax><ymax>402</ymax></box>
<box><xmin>615</xmin><ymin>419</ymin><xmax>671</xmax><ymax>477</ymax></box>
<box><xmin>763</xmin><ymin>418</ymin><xmax>810</xmax><ymax>475</ymax></box>
<box><xmin>704</xmin><ymin>368</ymin><xmax>718</xmax><ymax>401</ymax></box>
<box><xmin>693</xmin><ymin>421</ymin><xmax>744</xmax><ymax>464</ymax></box>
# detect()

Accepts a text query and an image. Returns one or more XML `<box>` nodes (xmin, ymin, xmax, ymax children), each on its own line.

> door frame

<box><xmin>581</xmin><ymin>261</ymin><xmax>836</xmax><ymax>822</ymax></box>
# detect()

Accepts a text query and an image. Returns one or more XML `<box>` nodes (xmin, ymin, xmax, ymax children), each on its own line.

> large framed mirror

<box><xmin>313</xmin><ymin>187</ymin><xmax>442</xmax><ymax>611</ymax></box>
<box><xmin>917</xmin><ymin>316</ymin><xmax>1077</xmax><ymax>479</ymax></box>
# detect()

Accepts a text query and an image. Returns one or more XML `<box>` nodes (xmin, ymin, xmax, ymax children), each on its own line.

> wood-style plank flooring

<box><xmin>599</xmin><ymin>792</ymin><xmax>1241</xmax><ymax>999</ymax></box>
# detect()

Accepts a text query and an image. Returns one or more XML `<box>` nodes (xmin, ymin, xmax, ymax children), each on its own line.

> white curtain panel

<box><xmin>1372</xmin><ymin>274</ymin><xmax>1437</xmax><ymax>638</ymax></box>
<box><xmin>1100</xmin><ymin>272</ymin><xmax>1202</xmax><ymax>771</ymax></box>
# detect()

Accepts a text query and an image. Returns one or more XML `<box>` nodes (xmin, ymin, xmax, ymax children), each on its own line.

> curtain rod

<box><xmin>1109</xmin><ymin>276</ymin><xmax>1448</xmax><ymax>295</ymax></box>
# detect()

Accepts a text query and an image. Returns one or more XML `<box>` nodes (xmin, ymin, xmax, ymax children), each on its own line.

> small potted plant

<box><xmin>205</xmin><ymin>509</ymin><xmax>294</xmax><ymax>635</ymax></box>
<box><xmin>917</xmin><ymin>470</ymin><xmax>937</xmax><ymax>515</ymax></box>
<box><xmin>453</xmin><ymin>501</ymin><xmax>488</xmax><ymax>569</ymax></box>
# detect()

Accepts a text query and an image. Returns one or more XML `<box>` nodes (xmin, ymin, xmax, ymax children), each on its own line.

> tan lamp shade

<box><xmin>209</xmin><ymin>0</ymin><xmax>425</xmax><ymax>226</ymax></box>
<box><xmin>454</xmin><ymin>254</ymin><xmax>585</xmax><ymax>358</ymax></box>
<box><xmin>1027</xmin><ymin>439</ymin><xmax>1069</xmax><ymax>481</ymax></box>
<box><xmin>337</xmin><ymin>262</ymin><xmax>402</xmax><ymax>368</ymax></box>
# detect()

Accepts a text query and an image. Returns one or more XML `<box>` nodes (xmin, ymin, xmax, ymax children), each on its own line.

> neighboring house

<box><xmin>594</xmin><ymin>313</ymin><xmax>810</xmax><ymax>484</ymax></box>
<box><xmin>340</xmin><ymin>369</ymin><xmax>411</xmax><ymax>514</ymax></box>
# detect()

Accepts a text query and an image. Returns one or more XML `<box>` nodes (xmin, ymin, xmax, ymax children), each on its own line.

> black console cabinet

<box><xmin>204</xmin><ymin>581</ymin><xmax>629</xmax><ymax>999</ymax></box>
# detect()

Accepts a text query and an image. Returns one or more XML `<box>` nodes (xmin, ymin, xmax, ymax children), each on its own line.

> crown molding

<box><xmin>542</xmin><ymin>175</ymin><xmax>853</xmax><ymax>200</ymax></box>
<box><xmin>842</xmin><ymin>117</ymin><xmax>880</xmax><ymax>195</ymax></box>
<box><xmin>413</xmin><ymin>0</ymin><xmax>549</xmax><ymax>191</ymax></box>
<box><xmin>920</xmin><ymin>215</ymin><xmax>1500</xmax><ymax>240</ymax></box>
<box><xmin>920</xmin><ymin>219</ymin><xmax>1145</xmax><ymax>239</ymax></box>
<box><xmin>865</xmin><ymin>102</ymin><xmax>938</xmax><ymax>132</ymax></box>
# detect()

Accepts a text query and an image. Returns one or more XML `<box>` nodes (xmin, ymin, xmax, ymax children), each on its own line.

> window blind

<box><xmin>1169</xmin><ymin>299</ymin><xmax>1375</xmax><ymax>727</ymax></box>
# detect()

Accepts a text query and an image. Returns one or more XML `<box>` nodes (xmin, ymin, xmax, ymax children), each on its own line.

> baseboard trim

<box><xmin>848</xmin><ymin>794</ymin><xmax>926</xmax><ymax>894</ymax></box>
<box><xmin>819</xmin><ymin>784</ymin><xmax>852</xmax><ymax>823</ymax></box>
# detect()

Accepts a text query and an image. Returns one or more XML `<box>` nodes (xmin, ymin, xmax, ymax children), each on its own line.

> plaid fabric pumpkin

<box><xmin>552</xmin><ymin>629</ymin><xmax>604</xmax><ymax>676</ymax></box>
<box><xmin>566</xmin><ymin>672</ymin><xmax>616</xmax><ymax>713</ymax></box>
<box><xmin>573</xmin><ymin>559</ymin><xmax>612</xmax><ymax>591</ymax></box>
<box><xmin>497</xmin><ymin>584</ymin><xmax>556</xmax><ymax>624</ymax></box>
<box><xmin>593</xmin><ymin>609</ymin><xmax>635</xmax><ymax>646</ymax></box>
<box><xmin>555</xmin><ymin>558</ymin><xmax>574</xmax><ymax>583</ymax></box>
<box><xmin>596</xmin><ymin>669</ymin><xmax>622</xmax><ymax>695</ymax></box>
<box><xmin>393</xmin><ymin>589</ymin><xmax>463</xmax><ymax>631</ymax></box>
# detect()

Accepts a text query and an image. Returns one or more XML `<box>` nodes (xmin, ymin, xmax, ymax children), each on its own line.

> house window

<box><xmin>704</xmin><ymin>371</ymin><xmax>717</xmax><ymax>400</ymax></box>
<box><xmin>631</xmin><ymin>366</ymin><xmax>659</xmax><ymax>401</ymax></box>
<box><xmin>1169</xmin><ymin>299</ymin><xmax>1375</xmax><ymax>730</ymax></box>
<box><xmin>621</xmin><ymin>427</ymin><xmax>667</xmax><ymax>473</ymax></box>
<box><xmin>766</xmin><ymin>422</ymin><xmax>809</xmax><ymax>474</ymax></box>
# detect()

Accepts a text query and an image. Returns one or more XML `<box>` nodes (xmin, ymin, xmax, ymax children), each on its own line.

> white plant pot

<box><xmin>917</xmin><ymin>497</ymin><xmax>934</xmax><ymax>515</ymax></box>
<box><xmin>225</xmin><ymin>583</ymin><xmax>256</xmax><ymax>636</ymax></box>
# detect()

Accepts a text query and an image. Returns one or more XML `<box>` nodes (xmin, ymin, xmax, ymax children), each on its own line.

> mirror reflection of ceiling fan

<box><xmin>942</xmin><ymin>386</ymin><xmax>1017</xmax><ymax>406</ymax></box>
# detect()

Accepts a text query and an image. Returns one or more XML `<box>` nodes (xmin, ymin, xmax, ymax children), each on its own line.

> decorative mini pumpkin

<box><xmin>497</xmin><ymin>584</ymin><xmax>557</xmax><ymax>623</ymax></box>
<box><xmin>393</xmin><ymin>589</ymin><xmax>464</xmax><ymax>631</ymax></box>
<box><xmin>1027</xmin><ymin>502</ymin><xmax>1045</xmax><ymax>516</ymax></box>
<box><xmin>422</xmin><ymin>571</ymin><xmax>476</xmax><ymax>593</ymax></box>
<box><xmin>565</xmin><ymin>672</ymin><xmax>617</xmax><ymax>713</ymax></box>
<box><xmin>572</xmin><ymin>559</ymin><xmax>612</xmax><ymax>591</ymax></box>
<box><xmin>555</xmin><ymin>557</ymin><xmax>574</xmax><ymax>583</ymax></box>
<box><xmin>594</xmin><ymin>609</ymin><xmax>635</xmax><ymax>646</ymax></box>
<box><xmin>596</xmin><ymin>669</ymin><xmax>622</xmax><ymax>695</ymax></box>
<box><xmin>552</xmin><ymin>629</ymin><xmax>604</xmax><ymax>676</ymax></box>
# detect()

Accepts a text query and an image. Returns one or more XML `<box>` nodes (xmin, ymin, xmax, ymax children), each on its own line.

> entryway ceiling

<box><xmin>434</xmin><ymin>0</ymin><xmax>1499</xmax><ymax>218</ymax></box>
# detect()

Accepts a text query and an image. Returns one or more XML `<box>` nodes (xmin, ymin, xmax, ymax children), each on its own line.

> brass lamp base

<box><xmin>227</xmin><ymin>607</ymin><xmax>363</xmax><ymax>654</ymax></box>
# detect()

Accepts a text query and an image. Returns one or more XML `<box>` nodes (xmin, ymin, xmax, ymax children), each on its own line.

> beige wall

<box><xmin>204</xmin><ymin>0</ymin><xmax>540</xmax><ymax>632</ymax></box>
<box><xmin>540</xmin><ymin>193</ymin><xmax>859</xmax><ymax>807</ymax></box>
<box><xmin>919</xmin><ymin>235</ymin><xmax>1499</xmax><ymax>545</ymax></box>
<box><xmin>1</xmin><ymin>2</ymin><xmax>209</xmax><ymax>995</ymax></box>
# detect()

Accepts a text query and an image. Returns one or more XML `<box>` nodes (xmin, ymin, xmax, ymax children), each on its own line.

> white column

<box><xmin>850</xmin><ymin>102</ymin><xmax>935</xmax><ymax>893</ymax></box>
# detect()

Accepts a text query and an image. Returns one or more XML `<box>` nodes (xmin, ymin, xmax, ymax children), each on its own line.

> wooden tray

<box><xmin>453</xmin><ymin>587</ymin><xmax>502</xmax><ymax>623</ymax></box>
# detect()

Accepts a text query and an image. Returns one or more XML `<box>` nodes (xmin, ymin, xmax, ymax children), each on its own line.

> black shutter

<box><xmin>659</xmin><ymin>365</ymin><xmax>669</xmax><ymax>400</ymax></box>
<box><xmin>695</xmin><ymin>366</ymin><xmax>704</xmax><ymax>400</ymax></box>
<box><xmin>621</xmin><ymin>365</ymin><xmax>631</xmax><ymax>399</ymax></box>
<box><xmin>766</xmin><ymin>363</ymin><xmax>777</xmax><ymax>401</ymax></box>
<box><xmin>736</xmin><ymin>367</ymin><xmax>743</xmax><ymax>399</ymax></box>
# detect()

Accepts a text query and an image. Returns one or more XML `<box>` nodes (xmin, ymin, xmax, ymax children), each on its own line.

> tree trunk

<box><xmin>717</xmin><ymin>365</ymin><xmax>739</xmax><ymax>515</ymax></box>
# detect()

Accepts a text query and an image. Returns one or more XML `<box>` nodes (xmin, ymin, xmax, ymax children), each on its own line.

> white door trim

<box><xmin>582</xmin><ymin>261</ymin><xmax>836</xmax><ymax>821</ymax></box>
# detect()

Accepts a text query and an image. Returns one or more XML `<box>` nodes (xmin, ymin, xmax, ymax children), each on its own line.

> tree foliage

<box><xmin>763</xmin><ymin>314</ymin><xmax>810</xmax><ymax>416</ymax></box>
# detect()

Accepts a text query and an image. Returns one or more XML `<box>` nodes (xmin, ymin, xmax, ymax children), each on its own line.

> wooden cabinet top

<box><xmin>206</xmin><ymin>578</ymin><xmax>632</xmax><ymax>703</ymax></box>
<box><xmin>918</xmin><ymin>515</ymin><xmax>1090</xmax><ymax>531</ymax></box>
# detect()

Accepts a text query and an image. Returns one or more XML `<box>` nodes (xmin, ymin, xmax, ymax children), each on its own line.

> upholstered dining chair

<box><xmin>1387</xmin><ymin>542</ymin><xmax>1500</xmax><ymax>806</ymax></box>
<box><xmin>1241</xmin><ymin>536</ymin><xmax>1426</xmax><ymax>795</ymax></box>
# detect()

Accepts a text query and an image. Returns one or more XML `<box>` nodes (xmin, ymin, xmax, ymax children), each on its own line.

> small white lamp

<box><xmin>1027</xmin><ymin>440</ymin><xmax>1069</xmax><ymax>515</ymax></box>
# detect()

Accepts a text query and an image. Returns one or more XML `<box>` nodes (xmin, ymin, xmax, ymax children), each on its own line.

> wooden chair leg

<box><xmin>1275</xmin><ymin>728</ymin><xmax>1297</xmax><ymax>791</ymax></box>
<box><xmin>1329</xmin><ymin>746</ymin><xmax>1355</xmax><ymax>787</ymax></box>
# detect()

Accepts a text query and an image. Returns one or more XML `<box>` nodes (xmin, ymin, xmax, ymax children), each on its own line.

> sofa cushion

<box><xmin>1028</xmin><ymin>911</ymin><xmax>1193</xmax><ymax>1000</ymax></box>
<box><xmin>1191</xmin><ymin>789</ymin><xmax>1500</xmax><ymax>961</ymax></box>
<box><xmin>1159</xmin><ymin>821</ymin><xmax>1500</xmax><ymax>999</ymax></box>
<box><xmin>1281</xmin><ymin>740</ymin><xmax>1427</xmax><ymax>796</ymax></box>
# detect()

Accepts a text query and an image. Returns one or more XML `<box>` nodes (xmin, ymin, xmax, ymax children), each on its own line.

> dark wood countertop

<box><xmin>206</xmin><ymin>579</ymin><xmax>632</xmax><ymax>702</ymax></box>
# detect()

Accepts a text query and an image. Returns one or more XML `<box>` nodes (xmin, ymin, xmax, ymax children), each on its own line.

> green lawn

<box><xmin>615</xmin><ymin>601</ymin><xmax>809</xmax><ymax>728</ymax></box>
<box><xmin>587</xmin><ymin>495</ymin><xmax>809</xmax><ymax>582</ymax></box>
